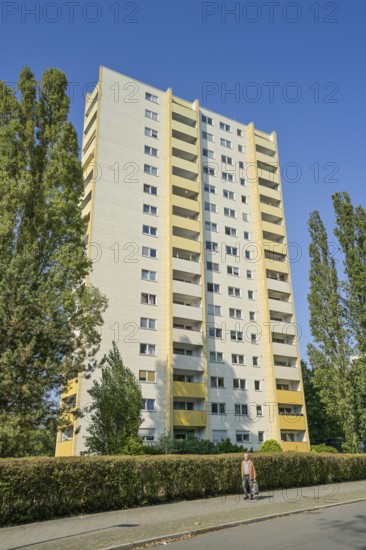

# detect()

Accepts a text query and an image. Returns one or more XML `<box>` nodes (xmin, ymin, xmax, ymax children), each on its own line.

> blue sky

<box><xmin>1</xmin><ymin>0</ymin><xmax>365</xmax><ymax>359</ymax></box>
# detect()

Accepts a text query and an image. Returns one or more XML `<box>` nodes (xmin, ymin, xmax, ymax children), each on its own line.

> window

<box><xmin>174</xmin><ymin>374</ymin><xmax>194</xmax><ymax>382</ymax></box>
<box><xmin>143</xmin><ymin>183</ymin><xmax>158</xmax><ymax>195</ymax></box>
<box><xmin>202</xmin><ymin>130</ymin><xmax>214</xmax><ymax>142</ymax></box>
<box><xmin>142</xmin><ymin>246</ymin><xmax>157</xmax><ymax>258</ymax></box>
<box><xmin>212</xmin><ymin>429</ymin><xmax>228</xmax><ymax>442</ymax></box>
<box><xmin>258</xmin><ymin>431</ymin><xmax>264</xmax><ymax>443</ymax></box>
<box><xmin>207</xmin><ymin>261</ymin><xmax>219</xmax><ymax>272</ymax></box>
<box><xmin>202</xmin><ymin>114</ymin><xmax>213</xmax><ymax>125</ymax></box>
<box><xmin>251</xmin><ymin>333</ymin><xmax>257</xmax><ymax>344</ymax></box>
<box><xmin>203</xmin><ymin>148</ymin><xmax>215</xmax><ymax>159</ymax></box>
<box><xmin>139</xmin><ymin>370</ymin><xmax>156</xmax><ymax>382</ymax></box>
<box><xmin>173</xmin><ymin>401</ymin><xmax>194</xmax><ymax>411</ymax></box>
<box><xmin>205</xmin><ymin>221</ymin><xmax>218</xmax><ymax>232</ymax></box>
<box><xmin>249</xmin><ymin>311</ymin><xmax>256</xmax><ymax>321</ymax></box>
<box><xmin>220</xmin><ymin>122</ymin><xmax>231</xmax><ymax>132</ymax></box>
<box><xmin>224</xmin><ymin>207</ymin><xmax>236</xmax><ymax>218</ymax></box>
<box><xmin>141</xmin><ymin>398</ymin><xmax>155</xmax><ymax>411</ymax></box>
<box><xmin>204</xmin><ymin>202</ymin><xmax>217</xmax><ymax>213</ymax></box>
<box><xmin>246</xmin><ymin>270</ymin><xmax>253</xmax><ymax>279</ymax></box>
<box><xmin>233</xmin><ymin>378</ymin><xmax>247</xmax><ymax>390</ymax></box>
<box><xmin>143</xmin><ymin>204</ymin><xmax>158</xmax><ymax>215</ymax></box>
<box><xmin>140</xmin><ymin>317</ymin><xmax>156</xmax><ymax>330</ymax></box>
<box><xmin>240</xmin><ymin>178</ymin><xmax>246</xmax><ymax>186</ymax></box>
<box><xmin>139</xmin><ymin>428</ymin><xmax>155</xmax><ymax>442</ymax></box>
<box><xmin>61</xmin><ymin>427</ymin><xmax>73</xmax><ymax>441</ymax></box>
<box><xmin>237</xmin><ymin>129</ymin><xmax>243</xmax><ymax>137</ymax></box>
<box><xmin>203</xmin><ymin>165</ymin><xmax>216</xmax><ymax>176</ymax></box>
<box><xmin>222</xmin><ymin>172</ymin><xmax>234</xmax><ymax>182</ymax></box>
<box><xmin>207</xmin><ymin>282</ymin><xmax>220</xmax><ymax>293</ymax></box>
<box><xmin>141</xmin><ymin>269</ymin><xmax>157</xmax><ymax>281</ymax></box>
<box><xmin>145</xmin><ymin>127</ymin><xmax>159</xmax><ymax>139</ymax></box>
<box><xmin>140</xmin><ymin>343</ymin><xmax>156</xmax><ymax>355</ymax></box>
<box><xmin>145</xmin><ymin>92</ymin><xmax>159</xmax><ymax>103</ymax></box>
<box><xmin>242</xmin><ymin>212</ymin><xmax>249</xmax><ymax>222</ymax></box>
<box><xmin>221</xmin><ymin>154</ymin><xmax>233</xmax><ymax>165</ymax></box>
<box><xmin>145</xmin><ymin>109</ymin><xmax>158</xmax><ymax>121</ymax></box>
<box><xmin>245</xmin><ymin>250</ymin><xmax>251</xmax><ymax>260</ymax></box>
<box><xmin>252</xmin><ymin>356</ymin><xmax>259</xmax><ymax>366</ymax></box>
<box><xmin>204</xmin><ymin>183</ymin><xmax>216</xmax><ymax>194</ymax></box>
<box><xmin>223</xmin><ymin>189</ymin><xmax>235</xmax><ymax>200</ymax></box>
<box><xmin>227</xmin><ymin>266</ymin><xmax>240</xmax><ymax>276</ymax></box>
<box><xmin>239</xmin><ymin>161</ymin><xmax>244</xmax><ymax>169</ymax></box>
<box><xmin>241</xmin><ymin>195</ymin><xmax>247</xmax><ymax>204</ymax></box>
<box><xmin>210</xmin><ymin>351</ymin><xmax>223</xmax><ymax>362</ymax></box>
<box><xmin>142</xmin><ymin>225</ymin><xmax>157</xmax><ymax>236</ymax></box>
<box><xmin>211</xmin><ymin>403</ymin><xmax>226</xmax><ymax>414</ymax></box>
<box><xmin>236</xmin><ymin>431</ymin><xmax>250</xmax><ymax>443</ymax></box>
<box><xmin>206</xmin><ymin>240</ymin><xmax>219</xmax><ymax>251</ymax></box>
<box><xmin>144</xmin><ymin>145</ymin><xmax>158</xmax><ymax>157</ymax></box>
<box><xmin>208</xmin><ymin>326</ymin><xmax>222</xmax><ymax>339</ymax></box>
<box><xmin>229</xmin><ymin>308</ymin><xmax>242</xmax><ymax>319</ymax></box>
<box><xmin>232</xmin><ymin>354</ymin><xmax>245</xmax><ymax>365</ymax></box>
<box><xmin>220</xmin><ymin>137</ymin><xmax>232</xmax><ymax>148</ymax></box>
<box><xmin>210</xmin><ymin>376</ymin><xmax>224</xmax><ymax>388</ymax></box>
<box><xmin>207</xmin><ymin>304</ymin><xmax>222</xmax><ymax>315</ymax></box>
<box><xmin>226</xmin><ymin>245</ymin><xmax>238</xmax><ymax>256</ymax></box>
<box><xmin>235</xmin><ymin>404</ymin><xmax>248</xmax><ymax>415</ymax></box>
<box><xmin>257</xmin><ymin>405</ymin><xmax>263</xmax><ymax>416</ymax></box>
<box><xmin>244</xmin><ymin>231</ymin><xmax>250</xmax><ymax>240</ymax></box>
<box><xmin>238</xmin><ymin>145</ymin><xmax>244</xmax><ymax>152</ymax></box>
<box><xmin>228</xmin><ymin>286</ymin><xmax>240</xmax><ymax>297</ymax></box>
<box><xmin>141</xmin><ymin>293</ymin><xmax>156</xmax><ymax>305</ymax></box>
<box><xmin>281</xmin><ymin>433</ymin><xmax>295</xmax><ymax>442</ymax></box>
<box><xmin>254</xmin><ymin>380</ymin><xmax>261</xmax><ymax>391</ymax></box>
<box><xmin>144</xmin><ymin>164</ymin><xmax>158</xmax><ymax>176</ymax></box>
<box><xmin>231</xmin><ymin>330</ymin><xmax>243</xmax><ymax>342</ymax></box>
<box><xmin>225</xmin><ymin>226</ymin><xmax>237</xmax><ymax>237</ymax></box>
<box><xmin>248</xmin><ymin>290</ymin><xmax>254</xmax><ymax>300</ymax></box>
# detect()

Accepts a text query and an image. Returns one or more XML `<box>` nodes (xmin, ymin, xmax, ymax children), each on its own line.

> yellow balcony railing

<box><xmin>173</xmin><ymin>410</ymin><xmax>207</xmax><ymax>427</ymax></box>
<box><xmin>277</xmin><ymin>390</ymin><xmax>304</xmax><ymax>405</ymax></box>
<box><xmin>173</xmin><ymin>381</ymin><xmax>206</xmax><ymax>399</ymax></box>
<box><xmin>279</xmin><ymin>415</ymin><xmax>306</xmax><ymax>431</ymax></box>
<box><xmin>281</xmin><ymin>441</ymin><xmax>309</xmax><ymax>452</ymax></box>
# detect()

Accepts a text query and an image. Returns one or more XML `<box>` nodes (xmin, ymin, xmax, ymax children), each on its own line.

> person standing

<box><xmin>241</xmin><ymin>453</ymin><xmax>256</xmax><ymax>500</ymax></box>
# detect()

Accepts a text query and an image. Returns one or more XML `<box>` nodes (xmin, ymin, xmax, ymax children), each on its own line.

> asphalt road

<box><xmin>163</xmin><ymin>501</ymin><xmax>366</xmax><ymax>550</ymax></box>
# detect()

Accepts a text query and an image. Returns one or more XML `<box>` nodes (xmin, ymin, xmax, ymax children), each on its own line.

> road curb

<box><xmin>101</xmin><ymin>497</ymin><xmax>366</xmax><ymax>550</ymax></box>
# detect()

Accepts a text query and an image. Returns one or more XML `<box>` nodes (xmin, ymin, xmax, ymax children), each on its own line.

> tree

<box><xmin>258</xmin><ymin>439</ymin><xmax>283</xmax><ymax>452</ymax></box>
<box><xmin>0</xmin><ymin>67</ymin><xmax>107</xmax><ymax>457</ymax></box>
<box><xmin>301</xmin><ymin>360</ymin><xmax>343</xmax><ymax>446</ymax></box>
<box><xmin>84</xmin><ymin>342</ymin><xmax>143</xmax><ymax>455</ymax></box>
<box><xmin>307</xmin><ymin>210</ymin><xmax>360</xmax><ymax>452</ymax></box>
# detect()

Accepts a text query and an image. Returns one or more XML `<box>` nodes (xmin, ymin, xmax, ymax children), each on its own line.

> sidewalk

<box><xmin>1</xmin><ymin>480</ymin><xmax>366</xmax><ymax>550</ymax></box>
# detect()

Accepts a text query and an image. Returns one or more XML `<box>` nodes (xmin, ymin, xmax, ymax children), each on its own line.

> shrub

<box><xmin>311</xmin><ymin>444</ymin><xmax>339</xmax><ymax>453</ymax></box>
<box><xmin>216</xmin><ymin>438</ymin><xmax>248</xmax><ymax>454</ymax></box>
<box><xmin>259</xmin><ymin>439</ymin><xmax>283</xmax><ymax>452</ymax></box>
<box><xmin>1</xmin><ymin>453</ymin><xmax>366</xmax><ymax>526</ymax></box>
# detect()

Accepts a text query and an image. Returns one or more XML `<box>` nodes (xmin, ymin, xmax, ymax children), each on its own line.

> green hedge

<box><xmin>1</xmin><ymin>453</ymin><xmax>366</xmax><ymax>526</ymax></box>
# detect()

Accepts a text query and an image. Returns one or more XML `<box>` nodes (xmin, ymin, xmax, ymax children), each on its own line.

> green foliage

<box><xmin>259</xmin><ymin>439</ymin><xmax>283</xmax><ymax>452</ymax></box>
<box><xmin>0</xmin><ymin>67</ymin><xmax>107</xmax><ymax>457</ymax></box>
<box><xmin>301</xmin><ymin>360</ymin><xmax>343</xmax><ymax>445</ymax></box>
<box><xmin>144</xmin><ymin>435</ymin><xmax>247</xmax><ymax>455</ymax></box>
<box><xmin>310</xmin><ymin>444</ymin><xmax>338</xmax><ymax>453</ymax></box>
<box><xmin>216</xmin><ymin>438</ymin><xmax>248</xmax><ymax>453</ymax></box>
<box><xmin>83</xmin><ymin>342</ymin><xmax>143</xmax><ymax>455</ymax></box>
<box><xmin>2</xmin><ymin>453</ymin><xmax>366</xmax><ymax>526</ymax></box>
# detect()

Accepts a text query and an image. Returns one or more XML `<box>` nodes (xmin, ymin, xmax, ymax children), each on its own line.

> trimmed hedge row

<box><xmin>1</xmin><ymin>453</ymin><xmax>366</xmax><ymax>526</ymax></box>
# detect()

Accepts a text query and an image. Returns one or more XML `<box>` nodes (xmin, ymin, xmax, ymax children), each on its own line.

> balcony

<box><xmin>281</xmin><ymin>441</ymin><xmax>309</xmax><ymax>452</ymax></box>
<box><xmin>172</xmin><ymin>194</ymin><xmax>199</xmax><ymax>213</ymax></box>
<box><xmin>173</xmin><ymin>381</ymin><xmax>206</xmax><ymax>399</ymax></box>
<box><xmin>173</xmin><ymin>303</ymin><xmax>202</xmax><ymax>321</ymax></box>
<box><xmin>261</xmin><ymin>202</ymin><xmax>283</xmax><ymax>219</ymax></box>
<box><xmin>279</xmin><ymin>415</ymin><xmax>306</xmax><ymax>431</ymax></box>
<box><xmin>256</xmin><ymin>150</ymin><xmax>277</xmax><ymax>165</ymax></box>
<box><xmin>172</xmin><ymin>173</ymin><xmax>199</xmax><ymax>194</ymax></box>
<box><xmin>173</xmin><ymin>354</ymin><xmax>204</xmax><ymax>371</ymax></box>
<box><xmin>172</xmin><ymin>235</ymin><xmax>201</xmax><ymax>255</ymax></box>
<box><xmin>173</xmin><ymin>328</ymin><xmax>203</xmax><ymax>346</ymax></box>
<box><xmin>268</xmin><ymin>298</ymin><xmax>293</xmax><ymax>315</ymax></box>
<box><xmin>172</xmin><ymin>257</ymin><xmax>201</xmax><ymax>275</ymax></box>
<box><xmin>172</xmin><ymin>118</ymin><xmax>198</xmax><ymax>139</ymax></box>
<box><xmin>173</xmin><ymin>279</ymin><xmax>202</xmax><ymax>298</ymax></box>
<box><xmin>262</xmin><ymin>220</ymin><xmax>285</xmax><ymax>237</ymax></box>
<box><xmin>55</xmin><ymin>439</ymin><xmax>74</xmax><ymax>457</ymax></box>
<box><xmin>172</xmin><ymin>137</ymin><xmax>198</xmax><ymax>157</ymax></box>
<box><xmin>172</xmin><ymin>103</ymin><xmax>197</xmax><ymax>123</ymax></box>
<box><xmin>173</xmin><ymin>156</ymin><xmax>199</xmax><ymax>176</ymax></box>
<box><xmin>270</xmin><ymin>321</ymin><xmax>296</xmax><ymax>337</ymax></box>
<box><xmin>272</xmin><ymin>342</ymin><xmax>298</xmax><ymax>358</ymax></box>
<box><xmin>265</xmin><ymin>258</ymin><xmax>289</xmax><ymax>275</ymax></box>
<box><xmin>275</xmin><ymin>365</ymin><xmax>300</xmax><ymax>381</ymax></box>
<box><xmin>173</xmin><ymin>410</ymin><xmax>207</xmax><ymax>427</ymax></box>
<box><xmin>255</xmin><ymin>134</ymin><xmax>276</xmax><ymax>152</ymax></box>
<box><xmin>267</xmin><ymin>278</ymin><xmax>291</xmax><ymax>294</ymax></box>
<box><xmin>277</xmin><ymin>390</ymin><xmax>304</xmax><ymax>405</ymax></box>
<box><xmin>259</xmin><ymin>186</ymin><xmax>281</xmax><ymax>203</ymax></box>
<box><xmin>172</xmin><ymin>214</ymin><xmax>200</xmax><ymax>234</ymax></box>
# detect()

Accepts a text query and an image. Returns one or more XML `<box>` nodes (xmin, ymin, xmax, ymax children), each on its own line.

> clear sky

<box><xmin>1</xmin><ymin>0</ymin><xmax>365</xmax><ymax>359</ymax></box>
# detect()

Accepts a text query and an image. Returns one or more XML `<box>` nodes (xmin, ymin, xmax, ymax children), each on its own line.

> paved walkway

<box><xmin>1</xmin><ymin>480</ymin><xmax>366</xmax><ymax>550</ymax></box>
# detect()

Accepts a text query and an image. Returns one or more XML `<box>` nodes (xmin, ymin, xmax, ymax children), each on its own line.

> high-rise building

<box><xmin>55</xmin><ymin>66</ymin><xmax>310</xmax><ymax>456</ymax></box>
